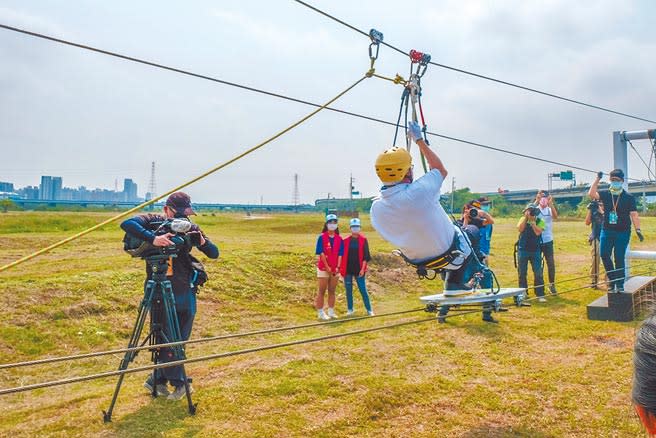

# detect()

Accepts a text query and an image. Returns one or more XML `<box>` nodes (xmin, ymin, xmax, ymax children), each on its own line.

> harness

<box><xmin>393</xmin><ymin>232</ymin><xmax>463</xmax><ymax>280</ymax></box>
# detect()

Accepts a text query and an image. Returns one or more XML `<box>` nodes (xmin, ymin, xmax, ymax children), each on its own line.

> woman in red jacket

<box><xmin>315</xmin><ymin>214</ymin><xmax>343</xmax><ymax>320</ymax></box>
<box><xmin>340</xmin><ymin>218</ymin><xmax>373</xmax><ymax>316</ymax></box>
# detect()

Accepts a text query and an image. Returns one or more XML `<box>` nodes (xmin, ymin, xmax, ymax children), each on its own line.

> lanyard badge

<box><xmin>609</xmin><ymin>211</ymin><xmax>618</xmax><ymax>225</ymax></box>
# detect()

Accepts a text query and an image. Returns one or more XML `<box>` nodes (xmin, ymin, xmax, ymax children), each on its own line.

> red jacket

<box><xmin>340</xmin><ymin>235</ymin><xmax>367</xmax><ymax>277</ymax></box>
<box><xmin>317</xmin><ymin>232</ymin><xmax>342</xmax><ymax>271</ymax></box>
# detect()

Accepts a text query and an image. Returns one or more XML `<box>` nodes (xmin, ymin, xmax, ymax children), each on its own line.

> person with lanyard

<box><xmin>588</xmin><ymin>169</ymin><xmax>644</xmax><ymax>293</ymax></box>
<box><xmin>535</xmin><ymin>190</ymin><xmax>558</xmax><ymax>294</ymax></box>
<box><xmin>339</xmin><ymin>218</ymin><xmax>374</xmax><ymax>316</ymax></box>
<box><xmin>517</xmin><ymin>203</ymin><xmax>546</xmax><ymax>302</ymax></box>
<box><xmin>315</xmin><ymin>214</ymin><xmax>343</xmax><ymax>320</ymax></box>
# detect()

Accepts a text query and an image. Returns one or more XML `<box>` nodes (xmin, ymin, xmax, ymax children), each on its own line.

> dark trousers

<box><xmin>540</xmin><ymin>240</ymin><xmax>556</xmax><ymax>285</ymax></box>
<box><xmin>445</xmin><ymin>254</ymin><xmax>474</xmax><ymax>288</ymax></box>
<box><xmin>600</xmin><ymin>228</ymin><xmax>631</xmax><ymax>290</ymax></box>
<box><xmin>344</xmin><ymin>274</ymin><xmax>372</xmax><ymax>312</ymax></box>
<box><xmin>153</xmin><ymin>290</ymin><xmax>197</xmax><ymax>387</ymax></box>
<box><xmin>518</xmin><ymin>249</ymin><xmax>544</xmax><ymax>297</ymax></box>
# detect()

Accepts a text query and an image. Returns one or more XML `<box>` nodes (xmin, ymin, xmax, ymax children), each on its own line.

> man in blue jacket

<box><xmin>121</xmin><ymin>192</ymin><xmax>219</xmax><ymax>400</ymax></box>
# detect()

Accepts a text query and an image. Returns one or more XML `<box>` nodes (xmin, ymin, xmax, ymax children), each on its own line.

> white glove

<box><xmin>407</xmin><ymin>121</ymin><xmax>423</xmax><ymax>143</ymax></box>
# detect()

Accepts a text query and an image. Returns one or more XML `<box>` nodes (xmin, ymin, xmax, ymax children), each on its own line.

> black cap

<box><xmin>166</xmin><ymin>192</ymin><xmax>196</xmax><ymax>216</ymax></box>
<box><xmin>609</xmin><ymin>169</ymin><xmax>625</xmax><ymax>181</ymax></box>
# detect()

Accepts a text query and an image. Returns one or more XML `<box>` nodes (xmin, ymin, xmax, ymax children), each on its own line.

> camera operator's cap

<box><xmin>609</xmin><ymin>168</ymin><xmax>625</xmax><ymax>181</ymax></box>
<box><xmin>523</xmin><ymin>202</ymin><xmax>538</xmax><ymax>211</ymax></box>
<box><xmin>477</xmin><ymin>197</ymin><xmax>491</xmax><ymax>205</ymax></box>
<box><xmin>349</xmin><ymin>218</ymin><xmax>361</xmax><ymax>228</ymax></box>
<box><xmin>325</xmin><ymin>214</ymin><xmax>338</xmax><ymax>223</ymax></box>
<box><xmin>469</xmin><ymin>200</ymin><xmax>482</xmax><ymax>209</ymax></box>
<box><xmin>166</xmin><ymin>192</ymin><xmax>196</xmax><ymax>216</ymax></box>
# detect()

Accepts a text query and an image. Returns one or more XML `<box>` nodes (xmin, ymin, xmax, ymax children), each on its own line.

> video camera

<box><xmin>587</xmin><ymin>200</ymin><xmax>600</xmax><ymax>211</ymax></box>
<box><xmin>525</xmin><ymin>206</ymin><xmax>541</xmax><ymax>217</ymax></box>
<box><xmin>123</xmin><ymin>218</ymin><xmax>202</xmax><ymax>258</ymax></box>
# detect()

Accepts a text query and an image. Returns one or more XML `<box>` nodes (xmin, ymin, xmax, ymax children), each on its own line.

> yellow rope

<box><xmin>0</xmin><ymin>74</ymin><xmax>370</xmax><ymax>273</ymax></box>
<box><xmin>371</xmin><ymin>73</ymin><xmax>406</xmax><ymax>85</ymax></box>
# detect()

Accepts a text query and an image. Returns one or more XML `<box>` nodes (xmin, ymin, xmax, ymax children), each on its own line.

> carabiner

<box><xmin>409</xmin><ymin>49</ymin><xmax>431</xmax><ymax>78</ymax></box>
<box><xmin>368</xmin><ymin>28</ymin><xmax>384</xmax><ymax>65</ymax></box>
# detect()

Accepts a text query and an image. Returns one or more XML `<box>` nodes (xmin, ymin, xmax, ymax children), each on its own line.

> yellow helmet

<box><xmin>375</xmin><ymin>147</ymin><xmax>412</xmax><ymax>184</ymax></box>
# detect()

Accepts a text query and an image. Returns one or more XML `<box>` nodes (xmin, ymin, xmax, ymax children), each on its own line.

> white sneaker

<box><xmin>327</xmin><ymin>308</ymin><xmax>338</xmax><ymax>319</ymax></box>
<box><xmin>317</xmin><ymin>309</ymin><xmax>330</xmax><ymax>320</ymax></box>
<box><xmin>367</xmin><ymin>310</ymin><xmax>375</xmax><ymax>316</ymax></box>
<box><xmin>538</xmin><ymin>297</ymin><xmax>547</xmax><ymax>303</ymax></box>
<box><xmin>346</xmin><ymin>310</ymin><xmax>355</xmax><ymax>316</ymax></box>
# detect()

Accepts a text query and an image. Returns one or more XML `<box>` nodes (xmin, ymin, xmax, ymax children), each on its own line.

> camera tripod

<box><xmin>103</xmin><ymin>254</ymin><xmax>196</xmax><ymax>422</ymax></box>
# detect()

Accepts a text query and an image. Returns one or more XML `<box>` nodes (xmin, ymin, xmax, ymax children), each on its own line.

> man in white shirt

<box><xmin>370</xmin><ymin>121</ymin><xmax>472</xmax><ymax>292</ymax></box>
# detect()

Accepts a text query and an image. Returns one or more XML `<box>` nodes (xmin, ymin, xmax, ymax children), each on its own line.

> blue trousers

<box><xmin>344</xmin><ymin>274</ymin><xmax>372</xmax><ymax>312</ymax></box>
<box><xmin>153</xmin><ymin>289</ymin><xmax>196</xmax><ymax>387</ymax></box>
<box><xmin>518</xmin><ymin>249</ymin><xmax>544</xmax><ymax>297</ymax></box>
<box><xmin>600</xmin><ymin>228</ymin><xmax>631</xmax><ymax>290</ymax></box>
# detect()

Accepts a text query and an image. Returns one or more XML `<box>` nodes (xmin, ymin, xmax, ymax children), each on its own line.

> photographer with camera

<box><xmin>517</xmin><ymin>203</ymin><xmax>546</xmax><ymax>302</ymax></box>
<box><xmin>535</xmin><ymin>190</ymin><xmax>558</xmax><ymax>294</ymax></box>
<box><xmin>120</xmin><ymin>192</ymin><xmax>219</xmax><ymax>400</ymax></box>
<box><xmin>589</xmin><ymin>169</ymin><xmax>643</xmax><ymax>293</ymax></box>
<box><xmin>585</xmin><ymin>199</ymin><xmax>604</xmax><ymax>288</ymax></box>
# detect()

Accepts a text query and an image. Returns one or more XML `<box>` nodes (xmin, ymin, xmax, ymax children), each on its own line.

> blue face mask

<box><xmin>610</xmin><ymin>181</ymin><xmax>623</xmax><ymax>193</ymax></box>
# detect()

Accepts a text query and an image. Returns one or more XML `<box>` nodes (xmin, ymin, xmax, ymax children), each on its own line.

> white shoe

<box><xmin>317</xmin><ymin>310</ymin><xmax>330</xmax><ymax>320</ymax></box>
<box><xmin>367</xmin><ymin>310</ymin><xmax>375</xmax><ymax>316</ymax></box>
<box><xmin>537</xmin><ymin>297</ymin><xmax>547</xmax><ymax>303</ymax></box>
<box><xmin>327</xmin><ymin>308</ymin><xmax>338</xmax><ymax>319</ymax></box>
<box><xmin>346</xmin><ymin>310</ymin><xmax>355</xmax><ymax>316</ymax></box>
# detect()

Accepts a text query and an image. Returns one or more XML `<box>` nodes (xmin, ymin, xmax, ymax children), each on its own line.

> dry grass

<box><xmin>0</xmin><ymin>211</ymin><xmax>654</xmax><ymax>437</ymax></box>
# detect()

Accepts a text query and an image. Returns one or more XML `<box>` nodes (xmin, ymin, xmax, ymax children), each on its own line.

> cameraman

<box><xmin>589</xmin><ymin>169</ymin><xmax>643</xmax><ymax>293</ymax></box>
<box><xmin>585</xmin><ymin>200</ymin><xmax>604</xmax><ymax>288</ymax></box>
<box><xmin>517</xmin><ymin>203</ymin><xmax>546</xmax><ymax>302</ymax></box>
<box><xmin>121</xmin><ymin>192</ymin><xmax>219</xmax><ymax>400</ymax></box>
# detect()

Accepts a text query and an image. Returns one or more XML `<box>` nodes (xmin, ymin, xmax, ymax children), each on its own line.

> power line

<box><xmin>292</xmin><ymin>0</ymin><xmax>656</xmax><ymax>125</ymax></box>
<box><xmin>0</xmin><ymin>23</ymin><xmax>621</xmax><ymax>180</ymax></box>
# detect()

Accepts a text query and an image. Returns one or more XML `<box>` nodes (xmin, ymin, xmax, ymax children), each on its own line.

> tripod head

<box><xmin>144</xmin><ymin>254</ymin><xmax>177</xmax><ymax>282</ymax></box>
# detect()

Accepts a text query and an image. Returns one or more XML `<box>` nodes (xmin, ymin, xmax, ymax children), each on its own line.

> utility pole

<box><xmin>450</xmin><ymin>177</ymin><xmax>455</xmax><ymax>214</ymax></box>
<box><xmin>292</xmin><ymin>174</ymin><xmax>300</xmax><ymax>212</ymax></box>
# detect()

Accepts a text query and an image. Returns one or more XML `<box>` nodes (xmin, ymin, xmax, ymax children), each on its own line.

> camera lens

<box><xmin>469</xmin><ymin>208</ymin><xmax>478</xmax><ymax>218</ymax></box>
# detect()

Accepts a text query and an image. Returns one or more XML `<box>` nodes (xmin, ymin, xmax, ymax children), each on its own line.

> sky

<box><xmin>1</xmin><ymin>0</ymin><xmax>656</xmax><ymax>204</ymax></box>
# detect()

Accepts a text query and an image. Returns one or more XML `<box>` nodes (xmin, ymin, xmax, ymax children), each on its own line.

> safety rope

<box><xmin>0</xmin><ymin>307</ymin><xmax>424</xmax><ymax>370</ymax></box>
<box><xmin>0</xmin><ymin>74</ymin><xmax>371</xmax><ymax>273</ymax></box>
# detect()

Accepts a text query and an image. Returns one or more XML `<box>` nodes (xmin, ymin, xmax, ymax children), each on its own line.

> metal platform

<box><xmin>420</xmin><ymin>288</ymin><xmax>526</xmax><ymax>306</ymax></box>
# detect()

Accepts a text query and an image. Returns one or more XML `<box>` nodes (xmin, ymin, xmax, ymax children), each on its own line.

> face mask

<box><xmin>351</xmin><ymin>226</ymin><xmax>361</xmax><ymax>233</ymax></box>
<box><xmin>481</xmin><ymin>205</ymin><xmax>490</xmax><ymax>212</ymax></box>
<box><xmin>539</xmin><ymin>198</ymin><xmax>548</xmax><ymax>208</ymax></box>
<box><xmin>327</xmin><ymin>223</ymin><xmax>338</xmax><ymax>231</ymax></box>
<box><xmin>609</xmin><ymin>181</ymin><xmax>623</xmax><ymax>194</ymax></box>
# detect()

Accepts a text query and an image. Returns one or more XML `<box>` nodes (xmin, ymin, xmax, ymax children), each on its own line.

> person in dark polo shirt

<box><xmin>588</xmin><ymin>169</ymin><xmax>644</xmax><ymax>292</ymax></box>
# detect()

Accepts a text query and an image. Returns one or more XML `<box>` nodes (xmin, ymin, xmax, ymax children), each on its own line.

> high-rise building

<box><xmin>123</xmin><ymin>178</ymin><xmax>138</xmax><ymax>202</ymax></box>
<box><xmin>39</xmin><ymin>176</ymin><xmax>63</xmax><ymax>200</ymax></box>
<box><xmin>0</xmin><ymin>182</ymin><xmax>14</xmax><ymax>192</ymax></box>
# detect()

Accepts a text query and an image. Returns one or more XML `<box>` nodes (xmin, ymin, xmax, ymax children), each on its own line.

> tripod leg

<box><xmin>162</xmin><ymin>281</ymin><xmax>196</xmax><ymax>415</ymax></box>
<box><xmin>103</xmin><ymin>281</ymin><xmax>155</xmax><ymax>423</ymax></box>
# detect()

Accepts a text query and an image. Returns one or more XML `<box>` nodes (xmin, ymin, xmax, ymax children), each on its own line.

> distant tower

<box><xmin>146</xmin><ymin>161</ymin><xmax>157</xmax><ymax>200</ymax></box>
<box><xmin>292</xmin><ymin>174</ymin><xmax>300</xmax><ymax>211</ymax></box>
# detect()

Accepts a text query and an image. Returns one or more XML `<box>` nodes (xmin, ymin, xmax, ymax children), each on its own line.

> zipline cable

<box><xmin>0</xmin><ymin>315</ymin><xmax>437</xmax><ymax>396</ymax></box>
<box><xmin>2</xmin><ymin>267</ymin><xmax>655</xmax><ymax>396</ymax></box>
<box><xmin>291</xmin><ymin>0</ymin><xmax>656</xmax><ymax>125</ymax></box>
<box><xmin>0</xmin><ymin>307</ymin><xmax>424</xmax><ymax>370</ymax></box>
<box><xmin>0</xmin><ymin>72</ymin><xmax>370</xmax><ymax>273</ymax></box>
<box><xmin>0</xmin><ymin>23</ymin><xmax>640</xmax><ymax>185</ymax></box>
<box><xmin>2</xmin><ymin>262</ymin><xmax>653</xmax><ymax>371</ymax></box>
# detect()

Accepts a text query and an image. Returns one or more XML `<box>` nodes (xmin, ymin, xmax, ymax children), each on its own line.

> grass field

<box><xmin>0</xmin><ymin>211</ymin><xmax>654</xmax><ymax>437</ymax></box>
